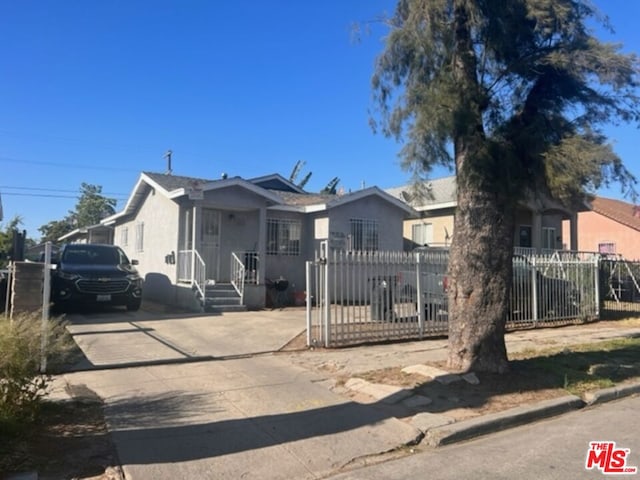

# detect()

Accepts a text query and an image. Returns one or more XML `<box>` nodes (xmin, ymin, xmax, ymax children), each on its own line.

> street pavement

<box><xmin>55</xmin><ymin>306</ymin><xmax>640</xmax><ymax>479</ymax></box>
<box><xmin>326</xmin><ymin>394</ymin><xmax>640</xmax><ymax>480</ymax></box>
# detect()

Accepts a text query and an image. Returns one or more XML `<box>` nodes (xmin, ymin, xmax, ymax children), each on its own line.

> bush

<box><xmin>0</xmin><ymin>313</ymin><xmax>76</xmax><ymax>427</ymax></box>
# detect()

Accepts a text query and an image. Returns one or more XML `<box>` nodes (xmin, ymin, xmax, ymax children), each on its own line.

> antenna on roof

<box><xmin>164</xmin><ymin>150</ymin><xmax>173</xmax><ymax>175</ymax></box>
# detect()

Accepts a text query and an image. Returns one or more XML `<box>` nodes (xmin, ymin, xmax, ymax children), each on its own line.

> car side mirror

<box><xmin>131</xmin><ymin>259</ymin><xmax>139</xmax><ymax>265</ymax></box>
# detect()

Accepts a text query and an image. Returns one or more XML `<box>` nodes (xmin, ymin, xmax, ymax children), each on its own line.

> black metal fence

<box><xmin>599</xmin><ymin>257</ymin><xmax>640</xmax><ymax>318</ymax></box>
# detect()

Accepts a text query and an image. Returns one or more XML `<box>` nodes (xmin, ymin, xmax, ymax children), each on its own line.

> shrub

<box><xmin>0</xmin><ymin>313</ymin><xmax>76</xmax><ymax>426</ymax></box>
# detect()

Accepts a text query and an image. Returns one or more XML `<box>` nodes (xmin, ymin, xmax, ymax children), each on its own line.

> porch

<box><xmin>177</xmin><ymin>248</ymin><xmax>265</xmax><ymax>311</ymax></box>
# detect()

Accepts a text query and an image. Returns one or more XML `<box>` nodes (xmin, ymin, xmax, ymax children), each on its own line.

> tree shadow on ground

<box><xmin>56</xmin><ymin>342</ymin><xmax>640</xmax><ymax>468</ymax></box>
<box><xmin>372</xmin><ymin>341</ymin><xmax>640</xmax><ymax>419</ymax></box>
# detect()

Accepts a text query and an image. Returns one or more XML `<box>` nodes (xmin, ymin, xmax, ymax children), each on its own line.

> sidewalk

<box><xmin>54</xmin><ymin>315</ymin><xmax>640</xmax><ymax>479</ymax></box>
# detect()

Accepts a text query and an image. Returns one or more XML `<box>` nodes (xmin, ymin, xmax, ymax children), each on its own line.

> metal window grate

<box><xmin>350</xmin><ymin>218</ymin><xmax>379</xmax><ymax>251</ymax></box>
<box><xmin>267</xmin><ymin>218</ymin><xmax>301</xmax><ymax>256</ymax></box>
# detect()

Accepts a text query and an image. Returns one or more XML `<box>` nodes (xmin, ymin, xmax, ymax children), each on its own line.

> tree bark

<box><xmin>446</xmin><ymin>185</ymin><xmax>514</xmax><ymax>373</ymax></box>
<box><xmin>445</xmin><ymin>0</ymin><xmax>513</xmax><ymax>374</ymax></box>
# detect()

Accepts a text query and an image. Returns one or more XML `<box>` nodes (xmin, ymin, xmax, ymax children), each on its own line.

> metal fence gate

<box><xmin>306</xmin><ymin>243</ymin><xmax>600</xmax><ymax>348</ymax></box>
<box><xmin>599</xmin><ymin>256</ymin><xmax>640</xmax><ymax>316</ymax></box>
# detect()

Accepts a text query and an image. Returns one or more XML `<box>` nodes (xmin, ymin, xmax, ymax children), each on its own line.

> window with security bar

<box><xmin>267</xmin><ymin>218</ymin><xmax>301</xmax><ymax>255</ymax></box>
<box><xmin>350</xmin><ymin>218</ymin><xmax>379</xmax><ymax>251</ymax></box>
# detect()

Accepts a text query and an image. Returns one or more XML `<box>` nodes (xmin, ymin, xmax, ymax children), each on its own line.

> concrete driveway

<box><xmin>59</xmin><ymin>304</ymin><xmax>423</xmax><ymax>479</ymax></box>
<box><xmin>63</xmin><ymin>304</ymin><xmax>307</xmax><ymax>369</ymax></box>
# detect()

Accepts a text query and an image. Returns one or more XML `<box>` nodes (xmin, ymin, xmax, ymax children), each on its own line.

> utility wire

<box><xmin>0</xmin><ymin>185</ymin><xmax>128</xmax><ymax>196</ymax></box>
<box><xmin>0</xmin><ymin>192</ymin><xmax>127</xmax><ymax>200</ymax></box>
<box><xmin>0</xmin><ymin>155</ymin><xmax>140</xmax><ymax>172</ymax></box>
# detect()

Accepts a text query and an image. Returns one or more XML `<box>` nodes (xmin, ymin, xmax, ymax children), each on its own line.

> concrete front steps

<box><xmin>202</xmin><ymin>283</ymin><xmax>247</xmax><ymax>313</ymax></box>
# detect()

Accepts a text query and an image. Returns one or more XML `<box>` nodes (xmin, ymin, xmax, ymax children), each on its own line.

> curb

<box><xmin>423</xmin><ymin>380</ymin><xmax>640</xmax><ymax>447</ymax></box>
<box><xmin>424</xmin><ymin>395</ymin><xmax>584</xmax><ymax>447</ymax></box>
<box><xmin>582</xmin><ymin>381</ymin><xmax>640</xmax><ymax>406</ymax></box>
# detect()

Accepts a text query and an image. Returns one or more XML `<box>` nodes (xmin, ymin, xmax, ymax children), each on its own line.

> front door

<box><xmin>201</xmin><ymin>209</ymin><xmax>221</xmax><ymax>281</ymax></box>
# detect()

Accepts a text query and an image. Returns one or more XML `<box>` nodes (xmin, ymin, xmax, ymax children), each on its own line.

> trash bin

<box><xmin>371</xmin><ymin>277</ymin><xmax>394</xmax><ymax>321</ymax></box>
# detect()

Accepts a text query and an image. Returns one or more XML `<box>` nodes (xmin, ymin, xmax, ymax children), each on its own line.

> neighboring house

<box><xmin>561</xmin><ymin>196</ymin><xmax>640</xmax><ymax>259</ymax></box>
<box><xmin>58</xmin><ymin>224</ymin><xmax>114</xmax><ymax>245</ymax></box>
<box><xmin>387</xmin><ymin>176</ymin><xmax>581</xmax><ymax>252</ymax></box>
<box><xmin>101</xmin><ymin>171</ymin><xmax>417</xmax><ymax>310</ymax></box>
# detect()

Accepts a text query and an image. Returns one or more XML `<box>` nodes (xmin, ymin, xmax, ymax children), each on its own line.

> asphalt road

<box><xmin>328</xmin><ymin>394</ymin><xmax>640</xmax><ymax>480</ymax></box>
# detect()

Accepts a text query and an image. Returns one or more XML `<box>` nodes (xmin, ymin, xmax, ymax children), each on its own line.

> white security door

<box><xmin>201</xmin><ymin>209</ymin><xmax>221</xmax><ymax>281</ymax></box>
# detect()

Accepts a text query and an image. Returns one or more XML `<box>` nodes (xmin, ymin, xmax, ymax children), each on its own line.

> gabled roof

<box><xmin>143</xmin><ymin>171</ymin><xmax>214</xmax><ymax>191</ymax></box>
<box><xmin>270</xmin><ymin>187</ymin><xmax>417</xmax><ymax>216</ymax></box>
<box><xmin>591</xmin><ymin>196</ymin><xmax>640</xmax><ymax>232</ymax></box>
<box><xmin>386</xmin><ymin>176</ymin><xmax>457</xmax><ymax>211</ymax></box>
<box><xmin>248</xmin><ymin>174</ymin><xmax>306</xmax><ymax>194</ymax></box>
<box><xmin>102</xmin><ymin>171</ymin><xmax>285</xmax><ymax>224</ymax></box>
<box><xmin>58</xmin><ymin>223</ymin><xmax>113</xmax><ymax>242</ymax></box>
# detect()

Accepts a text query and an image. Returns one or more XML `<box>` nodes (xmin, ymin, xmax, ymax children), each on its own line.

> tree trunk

<box><xmin>446</xmin><ymin>184</ymin><xmax>515</xmax><ymax>373</ymax></box>
<box><xmin>445</xmin><ymin>0</ymin><xmax>514</xmax><ymax>374</ymax></box>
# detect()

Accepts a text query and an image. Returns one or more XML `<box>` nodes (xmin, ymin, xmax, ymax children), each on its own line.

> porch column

<box><xmin>192</xmin><ymin>202</ymin><xmax>202</xmax><ymax>252</ymax></box>
<box><xmin>532</xmin><ymin>211</ymin><xmax>542</xmax><ymax>253</ymax></box>
<box><xmin>569</xmin><ymin>212</ymin><xmax>578</xmax><ymax>251</ymax></box>
<box><xmin>257</xmin><ymin>206</ymin><xmax>267</xmax><ymax>285</ymax></box>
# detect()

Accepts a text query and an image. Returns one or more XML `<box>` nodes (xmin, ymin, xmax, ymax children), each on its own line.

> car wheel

<box><xmin>126</xmin><ymin>299</ymin><xmax>142</xmax><ymax>311</ymax></box>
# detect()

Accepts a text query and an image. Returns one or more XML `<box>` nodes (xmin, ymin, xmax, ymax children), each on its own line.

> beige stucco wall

<box><xmin>562</xmin><ymin>211</ymin><xmax>640</xmax><ymax>259</ymax></box>
<box><xmin>403</xmin><ymin>214</ymin><xmax>454</xmax><ymax>248</ymax></box>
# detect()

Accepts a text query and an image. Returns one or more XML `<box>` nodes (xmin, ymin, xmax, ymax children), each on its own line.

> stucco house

<box><xmin>386</xmin><ymin>176</ymin><xmax>581</xmax><ymax>252</ymax></box>
<box><xmin>58</xmin><ymin>224</ymin><xmax>114</xmax><ymax>244</ymax></box>
<box><xmin>561</xmin><ymin>196</ymin><xmax>640</xmax><ymax>259</ymax></box>
<box><xmin>101</xmin><ymin>171</ymin><xmax>417</xmax><ymax>310</ymax></box>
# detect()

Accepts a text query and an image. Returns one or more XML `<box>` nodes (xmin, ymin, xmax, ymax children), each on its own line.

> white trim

<box><xmin>248</xmin><ymin>173</ymin><xmax>306</xmax><ymax>194</ymax></box>
<box><xmin>269</xmin><ymin>187</ymin><xmax>417</xmax><ymax>216</ymax></box>
<box><xmin>167</xmin><ymin>177</ymin><xmax>284</xmax><ymax>204</ymax></box>
<box><xmin>414</xmin><ymin>201</ymin><xmax>458</xmax><ymax>212</ymax></box>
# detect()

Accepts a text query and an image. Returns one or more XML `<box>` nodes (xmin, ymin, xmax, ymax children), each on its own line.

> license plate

<box><xmin>96</xmin><ymin>294</ymin><xmax>111</xmax><ymax>302</ymax></box>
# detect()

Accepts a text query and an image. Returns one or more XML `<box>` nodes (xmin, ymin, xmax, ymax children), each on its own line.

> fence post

<box><xmin>594</xmin><ymin>255</ymin><xmax>600</xmax><ymax>318</ymax></box>
<box><xmin>531</xmin><ymin>255</ymin><xmax>538</xmax><ymax>325</ymax></box>
<box><xmin>416</xmin><ymin>251</ymin><xmax>424</xmax><ymax>337</ymax></box>
<box><xmin>320</xmin><ymin>241</ymin><xmax>330</xmax><ymax>348</ymax></box>
<box><xmin>40</xmin><ymin>241</ymin><xmax>52</xmax><ymax>373</ymax></box>
<box><xmin>305</xmin><ymin>261</ymin><xmax>312</xmax><ymax>346</ymax></box>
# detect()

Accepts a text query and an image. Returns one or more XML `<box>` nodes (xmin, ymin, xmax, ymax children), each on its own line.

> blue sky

<box><xmin>1</xmin><ymin>1</ymin><xmax>639</xmax><ymax>239</ymax></box>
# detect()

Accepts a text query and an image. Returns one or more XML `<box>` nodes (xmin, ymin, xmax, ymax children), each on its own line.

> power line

<box><xmin>0</xmin><ymin>192</ymin><xmax>127</xmax><ymax>200</ymax></box>
<box><xmin>0</xmin><ymin>185</ymin><xmax>128</xmax><ymax>196</ymax></box>
<box><xmin>0</xmin><ymin>155</ymin><xmax>140</xmax><ymax>172</ymax></box>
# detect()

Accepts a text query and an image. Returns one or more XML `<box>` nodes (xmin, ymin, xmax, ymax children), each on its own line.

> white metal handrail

<box><xmin>192</xmin><ymin>249</ymin><xmax>206</xmax><ymax>300</ymax></box>
<box><xmin>178</xmin><ymin>249</ymin><xmax>206</xmax><ymax>300</ymax></box>
<box><xmin>230</xmin><ymin>252</ymin><xmax>246</xmax><ymax>303</ymax></box>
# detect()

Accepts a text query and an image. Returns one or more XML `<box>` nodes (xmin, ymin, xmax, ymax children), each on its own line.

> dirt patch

<box><xmin>0</xmin><ymin>399</ymin><xmax>122</xmax><ymax>480</ymax></box>
<box><xmin>340</xmin><ymin>364</ymin><xmax>570</xmax><ymax>422</ymax></box>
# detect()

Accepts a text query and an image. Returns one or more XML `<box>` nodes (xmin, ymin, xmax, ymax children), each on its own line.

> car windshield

<box><xmin>62</xmin><ymin>246</ymin><xmax>130</xmax><ymax>265</ymax></box>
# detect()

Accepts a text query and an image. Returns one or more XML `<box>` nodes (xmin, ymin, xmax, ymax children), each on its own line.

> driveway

<box><xmin>63</xmin><ymin>304</ymin><xmax>307</xmax><ymax>369</ymax></box>
<box><xmin>58</xmin><ymin>305</ymin><xmax>422</xmax><ymax>479</ymax></box>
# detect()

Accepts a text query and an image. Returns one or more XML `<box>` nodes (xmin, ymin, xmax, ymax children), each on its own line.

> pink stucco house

<box><xmin>562</xmin><ymin>196</ymin><xmax>640</xmax><ymax>259</ymax></box>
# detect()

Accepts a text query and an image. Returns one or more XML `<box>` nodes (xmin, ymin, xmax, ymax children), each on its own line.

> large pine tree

<box><xmin>372</xmin><ymin>0</ymin><xmax>639</xmax><ymax>372</ymax></box>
